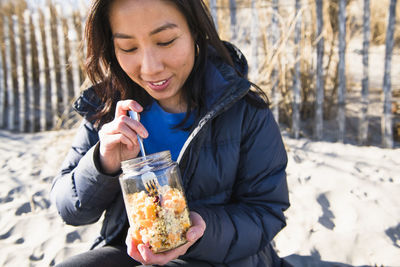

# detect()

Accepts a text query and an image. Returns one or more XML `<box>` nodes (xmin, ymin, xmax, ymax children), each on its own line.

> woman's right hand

<box><xmin>98</xmin><ymin>100</ymin><xmax>148</xmax><ymax>174</ymax></box>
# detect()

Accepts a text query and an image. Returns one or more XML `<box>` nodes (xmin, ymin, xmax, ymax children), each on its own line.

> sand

<box><xmin>0</xmin><ymin>129</ymin><xmax>101</xmax><ymax>267</ymax></box>
<box><xmin>0</xmin><ymin>128</ymin><xmax>399</xmax><ymax>266</ymax></box>
<box><xmin>276</xmin><ymin>133</ymin><xmax>400</xmax><ymax>267</ymax></box>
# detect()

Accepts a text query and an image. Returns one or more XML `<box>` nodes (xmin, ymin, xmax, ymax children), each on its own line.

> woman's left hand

<box><xmin>126</xmin><ymin>211</ymin><xmax>206</xmax><ymax>265</ymax></box>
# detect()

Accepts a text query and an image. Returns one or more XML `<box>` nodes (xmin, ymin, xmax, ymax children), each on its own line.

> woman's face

<box><xmin>109</xmin><ymin>0</ymin><xmax>195</xmax><ymax>113</ymax></box>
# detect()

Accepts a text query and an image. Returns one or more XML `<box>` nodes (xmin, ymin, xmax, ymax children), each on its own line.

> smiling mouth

<box><xmin>147</xmin><ymin>78</ymin><xmax>171</xmax><ymax>91</ymax></box>
<box><xmin>150</xmin><ymin>80</ymin><xmax>167</xmax><ymax>86</ymax></box>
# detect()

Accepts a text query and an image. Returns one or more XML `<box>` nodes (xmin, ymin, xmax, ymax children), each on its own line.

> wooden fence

<box><xmin>0</xmin><ymin>0</ymin><xmax>399</xmax><ymax>148</ymax></box>
<box><xmin>0</xmin><ymin>2</ymin><xmax>86</xmax><ymax>133</ymax></box>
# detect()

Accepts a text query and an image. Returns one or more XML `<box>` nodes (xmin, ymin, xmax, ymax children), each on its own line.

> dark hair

<box><xmin>84</xmin><ymin>0</ymin><xmax>267</xmax><ymax>127</ymax></box>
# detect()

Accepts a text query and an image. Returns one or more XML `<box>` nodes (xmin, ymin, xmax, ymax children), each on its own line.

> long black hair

<box><xmin>84</xmin><ymin>0</ymin><xmax>268</xmax><ymax>128</ymax></box>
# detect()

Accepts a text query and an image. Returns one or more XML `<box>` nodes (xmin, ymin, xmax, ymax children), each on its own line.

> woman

<box><xmin>51</xmin><ymin>0</ymin><xmax>290</xmax><ymax>266</ymax></box>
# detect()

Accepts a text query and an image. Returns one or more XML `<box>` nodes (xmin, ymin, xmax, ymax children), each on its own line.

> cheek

<box><xmin>170</xmin><ymin>44</ymin><xmax>195</xmax><ymax>76</ymax></box>
<box><xmin>116</xmin><ymin>53</ymin><xmax>137</xmax><ymax>76</ymax></box>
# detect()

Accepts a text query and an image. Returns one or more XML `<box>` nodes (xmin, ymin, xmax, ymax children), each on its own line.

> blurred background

<box><xmin>0</xmin><ymin>0</ymin><xmax>399</xmax><ymax>147</ymax></box>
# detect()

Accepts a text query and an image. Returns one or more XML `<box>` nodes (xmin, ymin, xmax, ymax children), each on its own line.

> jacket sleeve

<box><xmin>50</xmin><ymin>119</ymin><xmax>122</xmax><ymax>226</ymax></box>
<box><xmin>186</xmin><ymin>107</ymin><xmax>289</xmax><ymax>263</ymax></box>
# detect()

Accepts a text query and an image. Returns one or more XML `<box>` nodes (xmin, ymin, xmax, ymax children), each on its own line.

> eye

<box><xmin>120</xmin><ymin>47</ymin><xmax>137</xmax><ymax>53</ymax></box>
<box><xmin>158</xmin><ymin>38</ymin><xmax>176</xmax><ymax>47</ymax></box>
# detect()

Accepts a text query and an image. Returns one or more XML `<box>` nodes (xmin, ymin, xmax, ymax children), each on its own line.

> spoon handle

<box><xmin>128</xmin><ymin>110</ymin><xmax>146</xmax><ymax>157</ymax></box>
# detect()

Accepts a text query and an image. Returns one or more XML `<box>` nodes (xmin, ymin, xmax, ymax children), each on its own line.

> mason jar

<box><xmin>119</xmin><ymin>151</ymin><xmax>191</xmax><ymax>253</ymax></box>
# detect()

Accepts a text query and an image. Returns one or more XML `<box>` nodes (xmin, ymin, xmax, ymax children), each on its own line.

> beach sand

<box><xmin>0</xmin><ymin>129</ymin><xmax>101</xmax><ymax>267</ymax></box>
<box><xmin>276</xmin><ymin>133</ymin><xmax>400</xmax><ymax>267</ymax></box>
<box><xmin>0</xmin><ymin>128</ymin><xmax>399</xmax><ymax>266</ymax></box>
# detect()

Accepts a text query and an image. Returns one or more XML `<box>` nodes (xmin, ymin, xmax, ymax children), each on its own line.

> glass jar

<box><xmin>119</xmin><ymin>151</ymin><xmax>191</xmax><ymax>253</ymax></box>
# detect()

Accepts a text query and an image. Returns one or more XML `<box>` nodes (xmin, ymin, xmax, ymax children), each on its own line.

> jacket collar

<box><xmin>177</xmin><ymin>43</ymin><xmax>251</xmax><ymax>164</ymax></box>
<box><xmin>200</xmin><ymin>42</ymin><xmax>251</xmax><ymax>117</ymax></box>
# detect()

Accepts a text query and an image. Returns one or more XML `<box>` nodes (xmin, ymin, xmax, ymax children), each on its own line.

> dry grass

<box><xmin>0</xmin><ymin>0</ymin><xmax>86</xmax><ymax>131</ymax></box>
<box><xmin>203</xmin><ymin>0</ymin><xmax>399</xmax><ymax>144</ymax></box>
<box><xmin>369</xmin><ymin>0</ymin><xmax>400</xmax><ymax>45</ymax></box>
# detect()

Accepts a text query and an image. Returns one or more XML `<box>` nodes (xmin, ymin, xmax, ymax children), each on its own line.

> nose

<box><xmin>140</xmin><ymin>48</ymin><xmax>164</xmax><ymax>77</ymax></box>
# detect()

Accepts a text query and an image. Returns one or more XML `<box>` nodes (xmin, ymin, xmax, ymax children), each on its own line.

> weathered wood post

<box><xmin>250</xmin><ymin>0</ymin><xmax>259</xmax><ymax>82</ymax></box>
<box><xmin>292</xmin><ymin>0</ymin><xmax>302</xmax><ymax>139</ymax></box>
<box><xmin>55</xmin><ymin>5</ymin><xmax>69</xmax><ymax>118</ymax></box>
<box><xmin>338</xmin><ymin>0</ymin><xmax>347</xmax><ymax>142</ymax></box>
<box><xmin>32</xmin><ymin>12</ymin><xmax>47</xmax><ymax>131</ymax></box>
<box><xmin>4</xmin><ymin>16</ymin><xmax>15</xmax><ymax>131</ymax></box>
<box><xmin>24</xmin><ymin>10</ymin><xmax>35</xmax><ymax>132</ymax></box>
<box><xmin>315</xmin><ymin>0</ymin><xmax>324</xmax><ymax>140</ymax></box>
<box><xmin>229</xmin><ymin>0</ymin><xmax>237</xmax><ymax>41</ymax></box>
<box><xmin>0</xmin><ymin>32</ymin><xmax>5</xmax><ymax>128</ymax></box>
<box><xmin>382</xmin><ymin>0</ymin><xmax>397</xmax><ymax>148</ymax></box>
<box><xmin>359</xmin><ymin>0</ymin><xmax>370</xmax><ymax>144</ymax></box>
<box><xmin>13</xmin><ymin>15</ymin><xmax>26</xmax><ymax>132</ymax></box>
<box><xmin>210</xmin><ymin>0</ymin><xmax>218</xmax><ymax>32</ymax></box>
<box><xmin>66</xmin><ymin>8</ymin><xmax>82</xmax><ymax>98</ymax></box>
<box><xmin>78</xmin><ymin>0</ymin><xmax>88</xmax><ymax>61</ymax></box>
<box><xmin>44</xmin><ymin>6</ymin><xmax>58</xmax><ymax>128</ymax></box>
<box><xmin>270</xmin><ymin>0</ymin><xmax>280</xmax><ymax>122</ymax></box>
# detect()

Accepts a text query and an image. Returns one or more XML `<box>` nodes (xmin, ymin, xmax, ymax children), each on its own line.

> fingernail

<box><xmin>134</xmin><ymin>103</ymin><xmax>142</xmax><ymax>111</ymax></box>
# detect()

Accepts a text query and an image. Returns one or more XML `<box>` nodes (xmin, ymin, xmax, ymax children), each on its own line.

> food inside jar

<box><xmin>126</xmin><ymin>185</ymin><xmax>191</xmax><ymax>253</ymax></box>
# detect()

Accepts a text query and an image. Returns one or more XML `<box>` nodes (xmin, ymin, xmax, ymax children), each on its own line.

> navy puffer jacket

<box><xmin>51</xmin><ymin>43</ymin><xmax>289</xmax><ymax>267</ymax></box>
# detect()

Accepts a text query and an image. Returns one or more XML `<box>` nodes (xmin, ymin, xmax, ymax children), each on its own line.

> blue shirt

<box><xmin>140</xmin><ymin>101</ymin><xmax>194</xmax><ymax>161</ymax></box>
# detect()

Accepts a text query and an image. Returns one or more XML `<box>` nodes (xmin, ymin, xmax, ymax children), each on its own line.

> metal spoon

<box><xmin>128</xmin><ymin>110</ymin><xmax>146</xmax><ymax>157</ymax></box>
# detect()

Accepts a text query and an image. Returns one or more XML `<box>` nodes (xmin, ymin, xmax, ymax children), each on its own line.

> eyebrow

<box><xmin>113</xmin><ymin>22</ymin><xmax>178</xmax><ymax>39</ymax></box>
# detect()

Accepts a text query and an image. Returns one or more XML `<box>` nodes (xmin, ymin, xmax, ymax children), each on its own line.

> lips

<box><xmin>147</xmin><ymin>78</ymin><xmax>171</xmax><ymax>91</ymax></box>
<box><xmin>151</xmin><ymin>80</ymin><xmax>167</xmax><ymax>86</ymax></box>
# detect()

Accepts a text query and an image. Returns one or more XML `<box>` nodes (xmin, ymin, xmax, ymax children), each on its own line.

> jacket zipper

<box><xmin>177</xmin><ymin>111</ymin><xmax>215</xmax><ymax>164</ymax></box>
<box><xmin>176</xmin><ymin>83</ymin><xmax>252</xmax><ymax>165</ymax></box>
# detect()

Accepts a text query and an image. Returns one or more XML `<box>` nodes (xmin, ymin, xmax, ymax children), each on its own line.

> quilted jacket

<box><xmin>51</xmin><ymin>42</ymin><xmax>290</xmax><ymax>267</ymax></box>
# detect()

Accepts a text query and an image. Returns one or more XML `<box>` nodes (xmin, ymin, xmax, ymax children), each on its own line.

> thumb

<box><xmin>186</xmin><ymin>212</ymin><xmax>206</xmax><ymax>242</ymax></box>
<box><xmin>186</xmin><ymin>228</ymin><xmax>200</xmax><ymax>242</ymax></box>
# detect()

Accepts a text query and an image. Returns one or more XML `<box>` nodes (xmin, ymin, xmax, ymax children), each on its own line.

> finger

<box><xmin>100</xmin><ymin>120</ymin><xmax>145</xmax><ymax>153</ymax></box>
<box><xmin>114</xmin><ymin>117</ymin><xmax>142</xmax><ymax>144</ymax></box>
<box><xmin>118</xmin><ymin>133</ymin><xmax>137</xmax><ymax>150</ymax></box>
<box><xmin>110</xmin><ymin>115</ymin><xmax>148</xmax><ymax>140</ymax></box>
<box><xmin>189</xmin><ymin>211</ymin><xmax>206</xmax><ymax>229</ymax></box>
<box><xmin>125</xmin><ymin>116</ymin><xmax>148</xmax><ymax>138</ymax></box>
<box><xmin>115</xmin><ymin>100</ymin><xmax>143</xmax><ymax>118</ymax></box>
<box><xmin>138</xmin><ymin>238</ymin><xmax>193</xmax><ymax>266</ymax></box>
<box><xmin>137</xmin><ymin>212</ymin><xmax>207</xmax><ymax>265</ymax></box>
<box><xmin>186</xmin><ymin>212</ymin><xmax>206</xmax><ymax>242</ymax></box>
<box><xmin>100</xmin><ymin>133</ymin><xmax>135</xmax><ymax>153</ymax></box>
<box><xmin>162</xmin><ymin>241</ymin><xmax>192</xmax><ymax>258</ymax></box>
<box><xmin>138</xmin><ymin>244</ymin><xmax>174</xmax><ymax>266</ymax></box>
<box><xmin>102</xmin><ymin>117</ymin><xmax>140</xmax><ymax>147</ymax></box>
<box><xmin>126</xmin><ymin>230</ymin><xmax>146</xmax><ymax>263</ymax></box>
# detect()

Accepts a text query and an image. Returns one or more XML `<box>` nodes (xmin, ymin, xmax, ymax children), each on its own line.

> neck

<box><xmin>158</xmin><ymin>99</ymin><xmax>187</xmax><ymax>113</ymax></box>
